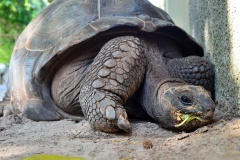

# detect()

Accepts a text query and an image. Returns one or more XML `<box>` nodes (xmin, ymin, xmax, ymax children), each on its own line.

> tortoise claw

<box><xmin>0</xmin><ymin>101</ymin><xmax>12</xmax><ymax>117</ymax></box>
<box><xmin>117</xmin><ymin>114</ymin><xmax>132</xmax><ymax>133</ymax></box>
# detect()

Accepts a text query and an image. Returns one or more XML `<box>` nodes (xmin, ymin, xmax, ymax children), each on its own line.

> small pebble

<box><xmin>177</xmin><ymin>133</ymin><xmax>189</xmax><ymax>140</ymax></box>
<box><xmin>143</xmin><ymin>139</ymin><xmax>153</xmax><ymax>149</ymax></box>
<box><xmin>198</xmin><ymin>126</ymin><xmax>208</xmax><ymax>133</ymax></box>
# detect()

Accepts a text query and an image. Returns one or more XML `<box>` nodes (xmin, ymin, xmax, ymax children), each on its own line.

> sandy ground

<box><xmin>1</xmin><ymin>85</ymin><xmax>240</xmax><ymax>160</ymax></box>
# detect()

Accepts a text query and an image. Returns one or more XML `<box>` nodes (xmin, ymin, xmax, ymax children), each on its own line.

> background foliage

<box><xmin>0</xmin><ymin>0</ymin><xmax>53</xmax><ymax>65</ymax></box>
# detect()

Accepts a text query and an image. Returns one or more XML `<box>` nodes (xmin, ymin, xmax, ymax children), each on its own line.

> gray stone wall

<box><xmin>189</xmin><ymin>0</ymin><xmax>240</xmax><ymax>115</ymax></box>
<box><xmin>165</xmin><ymin>0</ymin><xmax>190</xmax><ymax>34</ymax></box>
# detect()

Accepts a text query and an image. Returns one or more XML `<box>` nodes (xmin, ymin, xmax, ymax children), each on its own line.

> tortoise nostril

<box><xmin>203</xmin><ymin>99</ymin><xmax>211</xmax><ymax>108</ymax></box>
<box><xmin>197</xmin><ymin>105</ymin><xmax>204</xmax><ymax>112</ymax></box>
<box><xmin>206</xmin><ymin>108</ymin><xmax>211</xmax><ymax>112</ymax></box>
<box><xmin>198</xmin><ymin>105</ymin><xmax>212</xmax><ymax>113</ymax></box>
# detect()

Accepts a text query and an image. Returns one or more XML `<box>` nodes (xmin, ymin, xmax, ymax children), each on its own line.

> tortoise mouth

<box><xmin>172</xmin><ymin>110</ymin><xmax>214</xmax><ymax>132</ymax></box>
<box><xmin>175</xmin><ymin>113</ymin><xmax>202</xmax><ymax>128</ymax></box>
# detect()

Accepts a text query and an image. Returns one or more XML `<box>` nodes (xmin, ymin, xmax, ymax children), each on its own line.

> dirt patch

<box><xmin>0</xmin><ymin>112</ymin><xmax>240</xmax><ymax>160</ymax></box>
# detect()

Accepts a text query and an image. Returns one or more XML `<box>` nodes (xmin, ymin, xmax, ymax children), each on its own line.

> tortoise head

<box><xmin>154</xmin><ymin>83</ymin><xmax>215</xmax><ymax>131</ymax></box>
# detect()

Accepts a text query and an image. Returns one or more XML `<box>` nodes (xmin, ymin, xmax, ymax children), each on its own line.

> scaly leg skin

<box><xmin>167</xmin><ymin>56</ymin><xmax>214</xmax><ymax>94</ymax></box>
<box><xmin>0</xmin><ymin>101</ymin><xmax>10</xmax><ymax>116</ymax></box>
<box><xmin>79</xmin><ymin>36</ymin><xmax>146</xmax><ymax>133</ymax></box>
<box><xmin>0</xmin><ymin>90</ymin><xmax>15</xmax><ymax>117</ymax></box>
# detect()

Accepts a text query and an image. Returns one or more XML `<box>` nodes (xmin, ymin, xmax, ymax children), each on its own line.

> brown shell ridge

<box><xmin>36</xmin><ymin>16</ymin><xmax>171</xmax><ymax>73</ymax></box>
<box><xmin>34</xmin><ymin>16</ymin><xmax>202</xmax><ymax>80</ymax></box>
<box><xmin>98</xmin><ymin>0</ymin><xmax>101</xmax><ymax>19</ymax></box>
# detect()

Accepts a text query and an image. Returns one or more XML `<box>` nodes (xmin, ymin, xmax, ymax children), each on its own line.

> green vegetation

<box><xmin>0</xmin><ymin>0</ymin><xmax>53</xmax><ymax>65</ymax></box>
<box><xmin>22</xmin><ymin>154</ymin><xmax>87</xmax><ymax>160</ymax></box>
<box><xmin>175</xmin><ymin>114</ymin><xmax>202</xmax><ymax>128</ymax></box>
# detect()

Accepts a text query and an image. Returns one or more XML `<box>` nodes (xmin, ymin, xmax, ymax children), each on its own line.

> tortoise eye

<box><xmin>179</xmin><ymin>95</ymin><xmax>192</xmax><ymax>106</ymax></box>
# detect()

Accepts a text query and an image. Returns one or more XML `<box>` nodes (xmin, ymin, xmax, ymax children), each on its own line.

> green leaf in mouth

<box><xmin>175</xmin><ymin>114</ymin><xmax>202</xmax><ymax>128</ymax></box>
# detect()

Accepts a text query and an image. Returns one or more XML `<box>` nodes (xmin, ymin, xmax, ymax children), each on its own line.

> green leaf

<box><xmin>22</xmin><ymin>154</ymin><xmax>88</xmax><ymax>160</ymax></box>
<box><xmin>175</xmin><ymin>114</ymin><xmax>202</xmax><ymax>128</ymax></box>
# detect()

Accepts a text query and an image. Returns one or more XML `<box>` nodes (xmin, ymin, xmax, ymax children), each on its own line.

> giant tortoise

<box><xmin>0</xmin><ymin>0</ymin><xmax>215</xmax><ymax>132</ymax></box>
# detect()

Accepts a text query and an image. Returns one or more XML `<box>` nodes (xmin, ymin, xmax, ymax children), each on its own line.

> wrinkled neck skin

<box><xmin>137</xmin><ymin>37</ymin><xmax>184</xmax><ymax>125</ymax></box>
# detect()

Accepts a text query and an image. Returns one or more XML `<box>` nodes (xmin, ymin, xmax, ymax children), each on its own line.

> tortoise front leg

<box><xmin>79</xmin><ymin>36</ymin><xmax>146</xmax><ymax>132</ymax></box>
<box><xmin>0</xmin><ymin>91</ymin><xmax>12</xmax><ymax>116</ymax></box>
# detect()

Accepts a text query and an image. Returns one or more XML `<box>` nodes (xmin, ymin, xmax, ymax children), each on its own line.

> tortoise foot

<box><xmin>80</xmin><ymin>89</ymin><xmax>131</xmax><ymax>133</ymax></box>
<box><xmin>0</xmin><ymin>101</ymin><xmax>10</xmax><ymax>117</ymax></box>
<box><xmin>0</xmin><ymin>100</ymin><xmax>21</xmax><ymax>117</ymax></box>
